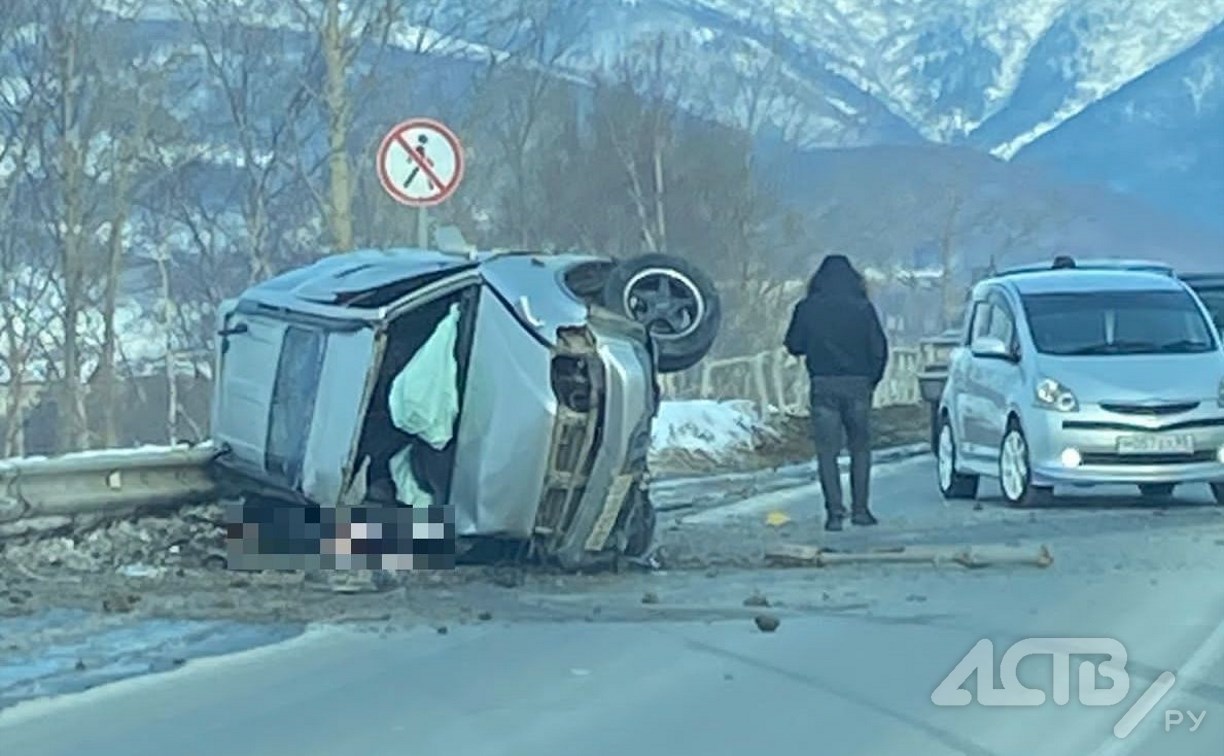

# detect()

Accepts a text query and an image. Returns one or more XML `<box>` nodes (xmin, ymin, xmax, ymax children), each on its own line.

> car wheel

<box><xmin>1211</xmin><ymin>483</ymin><xmax>1224</xmax><ymax>506</ymax></box>
<box><xmin>601</xmin><ymin>253</ymin><xmax>721</xmax><ymax>373</ymax></box>
<box><xmin>1138</xmin><ymin>483</ymin><xmax>1176</xmax><ymax>499</ymax></box>
<box><xmin>937</xmin><ymin>415</ymin><xmax>979</xmax><ymax>499</ymax></box>
<box><xmin>998</xmin><ymin>421</ymin><xmax>1053</xmax><ymax>507</ymax></box>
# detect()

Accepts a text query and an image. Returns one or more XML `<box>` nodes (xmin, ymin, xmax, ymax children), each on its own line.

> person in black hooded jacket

<box><xmin>783</xmin><ymin>254</ymin><xmax>889</xmax><ymax>531</ymax></box>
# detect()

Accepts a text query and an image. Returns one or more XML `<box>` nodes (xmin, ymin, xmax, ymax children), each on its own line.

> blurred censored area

<box><xmin>224</xmin><ymin>501</ymin><xmax>455</xmax><ymax>571</ymax></box>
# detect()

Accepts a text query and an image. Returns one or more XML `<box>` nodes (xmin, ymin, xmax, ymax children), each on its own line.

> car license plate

<box><xmin>1115</xmin><ymin>434</ymin><xmax>1195</xmax><ymax>455</ymax></box>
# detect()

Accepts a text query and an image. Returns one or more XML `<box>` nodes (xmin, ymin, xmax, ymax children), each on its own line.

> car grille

<box><xmin>536</xmin><ymin>331</ymin><xmax>605</xmax><ymax>544</ymax></box>
<box><xmin>1079</xmin><ymin>451</ymin><xmax>1218</xmax><ymax>466</ymax></box>
<box><xmin>1099</xmin><ymin>401</ymin><xmax>1199</xmax><ymax>416</ymax></box>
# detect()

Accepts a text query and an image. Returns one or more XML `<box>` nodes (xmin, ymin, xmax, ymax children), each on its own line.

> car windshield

<box><xmin>1021</xmin><ymin>289</ymin><xmax>1217</xmax><ymax>356</ymax></box>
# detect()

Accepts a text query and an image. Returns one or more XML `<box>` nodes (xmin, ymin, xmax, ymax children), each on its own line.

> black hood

<box><xmin>807</xmin><ymin>254</ymin><xmax>866</xmax><ymax>298</ymax></box>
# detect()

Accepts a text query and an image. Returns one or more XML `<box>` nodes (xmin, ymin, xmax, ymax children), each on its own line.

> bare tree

<box><xmin>286</xmin><ymin>0</ymin><xmax>502</xmax><ymax>252</ymax></box>
<box><xmin>10</xmin><ymin>0</ymin><xmax>126</xmax><ymax>452</ymax></box>
<box><xmin>597</xmin><ymin>35</ymin><xmax>690</xmax><ymax>256</ymax></box>
<box><xmin>92</xmin><ymin>48</ymin><xmax>195</xmax><ymax>447</ymax></box>
<box><xmin>466</xmin><ymin>0</ymin><xmax>587</xmax><ymax>247</ymax></box>
<box><xmin>688</xmin><ymin>16</ymin><xmax>811</xmax><ymax>291</ymax></box>
<box><xmin>926</xmin><ymin>155</ymin><xmax>1075</xmax><ymax>327</ymax></box>
<box><xmin>0</xmin><ymin>8</ymin><xmax>50</xmax><ymax>455</ymax></box>
<box><xmin>136</xmin><ymin>203</ymin><xmax>216</xmax><ymax>444</ymax></box>
<box><xmin>173</xmin><ymin>0</ymin><xmax>319</xmax><ymax>283</ymax></box>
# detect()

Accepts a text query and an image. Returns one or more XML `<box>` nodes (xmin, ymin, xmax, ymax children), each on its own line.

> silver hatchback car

<box><xmin>936</xmin><ymin>262</ymin><xmax>1224</xmax><ymax>506</ymax></box>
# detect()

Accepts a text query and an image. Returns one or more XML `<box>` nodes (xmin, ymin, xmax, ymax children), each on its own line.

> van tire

<box><xmin>999</xmin><ymin>421</ymin><xmax>1053</xmax><ymax>508</ymax></box>
<box><xmin>601</xmin><ymin>254</ymin><xmax>721</xmax><ymax>373</ymax></box>
<box><xmin>937</xmin><ymin>416</ymin><xmax>979</xmax><ymax>499</ymax></box>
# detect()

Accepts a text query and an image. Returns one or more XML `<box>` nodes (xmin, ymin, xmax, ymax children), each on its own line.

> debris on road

<box><xmin>305</xmin><ymin>570</ymin><xmax>397</xmax><ymax>594</ymax></box>
<box><xmin>764</xmin><ymin>511</ymin><xmax>791</xmax><ymax>527</ymax></box>
<box><xmin>1</xmin><ymin>504</ymin><xmax>226</xmax><ymax>575</ymax></box>
<box><xmin>753</xmin><ymin>614</ymin><xmax>780</xmax><ymax>633</ymax></box>
<box><xmin>743</xmin><ymin>591</ymin><xmax>770</xmax><ymax>607</ymax></box>
<box><xmin>765</xmin><ymin>543</ymin><xmax>1055</xmax><ymax>569</ymax></box>
<box><xmin>101</xmin><ymin>593</ymin><xmax>140</xmax><ymax>614</ymax></box>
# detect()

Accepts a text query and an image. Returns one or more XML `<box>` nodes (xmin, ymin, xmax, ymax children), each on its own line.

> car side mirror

<box><xmin>971</xmin><ymin>335</ymin><xmax>1018</xmax><ymax>362</ymax></box>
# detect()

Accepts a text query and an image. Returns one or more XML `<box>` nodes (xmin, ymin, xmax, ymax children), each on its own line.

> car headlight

<box><xmin>1035</xmin><ymin>378</ymin><xmax>1079</xmax><ymax>412</ymax></box>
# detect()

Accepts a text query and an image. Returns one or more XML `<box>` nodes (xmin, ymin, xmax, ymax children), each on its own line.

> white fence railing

<box><xmin>660</xmin><ymin>344</ymin><xmax>939</xmax><ymax>414</ymax></box>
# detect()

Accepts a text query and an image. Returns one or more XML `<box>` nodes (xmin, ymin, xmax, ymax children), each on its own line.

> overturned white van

<box><xmin>209</xmin><ymin>248</ymin><xmax>721</xmax><ymax>569</ymax></box>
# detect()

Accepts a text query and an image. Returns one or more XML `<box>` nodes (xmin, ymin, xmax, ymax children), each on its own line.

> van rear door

<box><xmin>212</xmin><ymin>300</ymin><xmax>287</xmax><ymax>473</ymax></box>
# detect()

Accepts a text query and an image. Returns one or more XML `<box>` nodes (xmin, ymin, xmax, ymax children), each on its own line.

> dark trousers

<box><xmin>808</xmin><ymin>375</ymin><xmax>873</xmax><ymax>517</ymax></box>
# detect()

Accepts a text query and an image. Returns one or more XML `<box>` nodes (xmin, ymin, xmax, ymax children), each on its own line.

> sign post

<box><xmin>416</xmin><ymin>207</ymin><xmax>429</xmax><ymax>248</ymax></box>
<box><xmin>375</xmin><ymin>117</ymin><xmax>465</xmax><ymax>248</ymax></box>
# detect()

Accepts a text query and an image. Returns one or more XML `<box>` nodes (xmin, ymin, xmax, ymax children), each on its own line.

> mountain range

<box><xmin>20</xmin><ymin>1</ymin><xmax>1224</xmax><ymax>259</ymax></box>
<box><xmin>565</xmin><ymin>0</ymin><xmax>1224</xmax><ymax>236</ymax></box>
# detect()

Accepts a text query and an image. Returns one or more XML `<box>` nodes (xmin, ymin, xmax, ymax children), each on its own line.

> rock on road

<box><xmin>1</xmin><ymin>455</ymin><xmax>1223</xmax><ymax>756</ymax></box>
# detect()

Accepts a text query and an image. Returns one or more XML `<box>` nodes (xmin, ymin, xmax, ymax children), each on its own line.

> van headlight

<box><xmin>1036</xmin><ymin>378</ymin><xmax>1079</xmax><ymax>412</ymax></box>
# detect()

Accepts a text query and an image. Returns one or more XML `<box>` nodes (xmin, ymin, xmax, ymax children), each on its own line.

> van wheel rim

<box><xmin>1000</xmin><ymin>431</ymin><xmax>1028</xmax><ymax>501</ymax></box>
<box><xmin>938</xmin><ymin>424</ymin><xmax>954</xmax><ymax>491</ymax></box>
<box><xmin>623</xmin><ymin>268</ymin><xmax>705</xmax><ymax>339</ymax></box>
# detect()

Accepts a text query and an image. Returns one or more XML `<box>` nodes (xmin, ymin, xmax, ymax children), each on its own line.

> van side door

<box><xmin>975</xmin><ymin>292</ymin><xmax>1023</xmax><ymax>456</ymax></box>
<box><xmin>957</xmin><ymin>300</ymin><xmax>995</xmax><ymax>457</ymax></box>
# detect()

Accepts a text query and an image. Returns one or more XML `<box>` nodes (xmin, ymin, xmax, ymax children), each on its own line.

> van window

<box><xmin>968</xmin><ymin>302</ymin><xmax>991</xmax><ymax>344</ymax></box>
<box><xmin>1194</xmin><ymin>289</ymin><xmax>1224</xmax><ymax>332</ymax></box>
<box><xmin>1021</xmin><ymin>289</ymin><xmax>1216</xmax><ymax>356</ymax></box>
<box><xmin>265</xmin><ymin>326</ymin><xmax>326</xmax><ymax>486</ymax></box>
<box><xmin>986</xmin><ymin>303</ymin><xmax>1015</xmax><ymax>344</ymax></box>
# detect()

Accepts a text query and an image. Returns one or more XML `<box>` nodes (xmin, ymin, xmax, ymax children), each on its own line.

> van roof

<box><xmin>232</xmin><ymin>247</ymin><xmax>603</xmax><ymax>344</ymax></box>
<box><xmin>990</xmin><ymin>268</ymin><xmax>1188</xmax><ymax>296</ymax></box>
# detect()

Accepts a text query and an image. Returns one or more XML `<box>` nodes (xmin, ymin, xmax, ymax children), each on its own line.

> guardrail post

<box><xmin>751</xmin><ymin>352</ymin><xmax>769</xmax><ymax>414</ymax></box>
<box><xmin>770</xmin><ymin>350</ymin><xmax>787</xmax><ymax>415</ymax></box>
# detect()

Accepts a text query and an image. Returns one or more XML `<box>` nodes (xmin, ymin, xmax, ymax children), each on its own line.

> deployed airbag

<box><xmin>389</xmin><ymin>445</ymin><xmax>433</xmax><ymax>508</ymax></box>
<box><xmin>388</xmin><ymin>302</ymin><xmax>461</xmax><ymax>449</ymax></box>
<box><xmin>388</xmin><ymin>302</ymin><xmax>461</xmax><ymax>507</ymax></box>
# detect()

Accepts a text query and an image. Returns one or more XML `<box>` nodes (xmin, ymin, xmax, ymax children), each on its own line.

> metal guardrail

<box><xmin>0</xmin><ymin>444</ymin><xmax>218</xmax><ymax>538</ymax></box>
<box><xmin>660</xmin><ymin>342</ymin><xmax>944</xmax><ymax>414</ymax></box>
<box><xmin>0</xmin><ymin>335</ymin><xmax>961</xmax><ymax>538</ymax></box>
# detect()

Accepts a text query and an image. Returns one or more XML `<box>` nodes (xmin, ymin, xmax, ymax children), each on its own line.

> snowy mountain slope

<box><xmin>22</xmin><ymin>0</ymin><xmax>1224</xmax><ymax>239</ymax></box>
<box><xmin>563</xmin><ymin>0</ymin><xmax>1224</xmax><ymax>231</ymax></box>
<box><xmin>1013</xmin><ymin>22</ymin><xmax>1224</xmax><ymax>232</ymax></box>
<box><xmin>571</xmin><ymin>0</ymin><xmax>1224</xmax><ymax>149</ymax></box>
<box><xmin>100</xmin><ymin>0</ymin><xmax>1224</xmax><ymax>152</ymax></box>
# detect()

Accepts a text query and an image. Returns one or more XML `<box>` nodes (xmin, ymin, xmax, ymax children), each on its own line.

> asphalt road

<box><xmin>2</xmin><ymin>455</ymin><xmax>1223</xmax><ymax>756</ymax></box>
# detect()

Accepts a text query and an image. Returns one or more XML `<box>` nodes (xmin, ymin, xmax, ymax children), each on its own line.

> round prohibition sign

<box><xmin>376</xmin><ymin>118</ymin><xmax>465</xmax><ymax>208</ymax></box>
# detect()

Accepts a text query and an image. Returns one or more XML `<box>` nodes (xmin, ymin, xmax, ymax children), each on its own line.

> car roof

<box><xmin>986</xmin><ymin>269</ymin><xmax>1190</xmax><ymax>296</ymax></box>
<box><xmin>247</xmin><ymin>248</ymin><xmax>478</xmax><ymax>301</ymax></box>
<box><xmin>996</xmin><ymin>258</ymin><xmax>1174</xmax><ymax>277</ymax></box>
<box><xmin>244</xmin><ymin>247</ymin><xmax>599</xmax><ymax>304</ymax></box>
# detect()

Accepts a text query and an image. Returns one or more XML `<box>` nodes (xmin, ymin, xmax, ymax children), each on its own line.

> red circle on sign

<box><xmin>376</xmin><ymin>117</ymin><xmax>465</xmax><ymax>208</ymax></box>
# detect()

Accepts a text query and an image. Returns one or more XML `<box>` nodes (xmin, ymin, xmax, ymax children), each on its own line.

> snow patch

<box><xmin>0</xmin><ymin>442</ymin><xmax>210</xmax><ymax>469</ymax></box>
<box><xmin>650</xmin><ymin>399</ymin><xmax>769</xmax><ymax>458</ymax></box>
